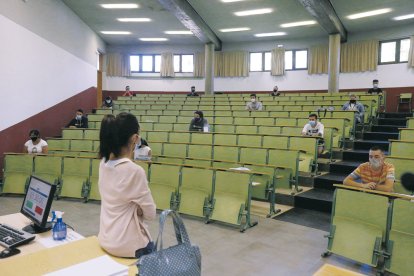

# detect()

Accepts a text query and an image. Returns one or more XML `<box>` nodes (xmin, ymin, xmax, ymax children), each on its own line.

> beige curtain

<box><xmin>271</xmin><ymin>48</ymin><xmax>285</xmax><ymax>76</ymax></box>
<box><xmin>309</xmin><ymin>45</ymin><xmax>328</xmax><ymax>74</ymax></box>
<box><xmin>160</xmin><ymin>52</ymin><xmax>175</xmax><ymax>77</ymax></box>
<box><xmin>106</xmin><ymin>53</ymin><xmax>130</xmax><ymax>77</ymax></box>
<box><xmin>215</xmin><ymin>51</ymin><xmax>248</xmax><ymax>77</ymax></box>
<box><xmin>193</xmin><ymin>52</ymin><xmax>205</xmax><ymax>77</ymax></box>
<box><xmin>340</xmin><ymin>40</ymin><xmax>378</xmax><ymax>73</ymax></box>
<box><xmin>408</xmin><ymin>36</ymin><xmax>414</xmax><ymax>67</ymax></box>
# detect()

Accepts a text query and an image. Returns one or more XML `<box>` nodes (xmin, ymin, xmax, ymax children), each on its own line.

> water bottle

<box><xmin>52</xmin><ymin>211</ymin><xmax>67</xmax><ymax>240</ymax></box>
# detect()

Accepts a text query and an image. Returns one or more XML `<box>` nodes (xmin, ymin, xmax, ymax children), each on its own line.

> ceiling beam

<box><xmin>157</xmin><ymin>0</ymin><xmax>222</xmax><ymax>50</ymax></box>
<box><xmin>297</xmin><ymin>0</ymin><xmax>347</xmax><ymax>42</ymax></box>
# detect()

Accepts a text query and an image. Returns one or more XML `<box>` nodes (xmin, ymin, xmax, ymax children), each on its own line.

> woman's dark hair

<box><xmin>194</xmin><ymin>110</ymin><xmax>204</xmax><ymax>118</ymax></box>
<box><xmin>140</xmin><ymin>138</ymin><xmax>149</xmax><ymax>148</ymax></box>
<box><xmin>29</xmin><ymin>129</ymin><xmax>40</xmax><ymax>137</ymax></box>
<box><xmin>99</xmin><ymin>112</ymin><xmax>140</xmax><ymax>161</ymax></box>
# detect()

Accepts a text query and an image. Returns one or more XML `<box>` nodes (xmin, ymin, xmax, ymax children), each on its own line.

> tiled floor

<box><xmin>0</xmin><ymin>196</ymin><xmax>375</xmax><ymax>275</ymax></box>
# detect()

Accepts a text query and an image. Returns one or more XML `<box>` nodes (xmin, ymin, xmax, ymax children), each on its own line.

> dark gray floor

<box><xmin>0</xmin><ymin>196</ymin><xmax>375</xmax><ymax>275</ymax></box>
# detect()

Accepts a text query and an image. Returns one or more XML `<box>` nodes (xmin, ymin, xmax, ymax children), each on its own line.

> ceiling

<box><xmin>62</xmin><ymin>0</ymin><xmax>414</xmax><ymax>46</ymax></box>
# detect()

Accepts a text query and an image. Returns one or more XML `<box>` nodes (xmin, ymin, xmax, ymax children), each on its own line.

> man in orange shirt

<box><xmin>343</xmin><ymin>146</ymin><xmax>395</xmax><ymax>192</ymax></box>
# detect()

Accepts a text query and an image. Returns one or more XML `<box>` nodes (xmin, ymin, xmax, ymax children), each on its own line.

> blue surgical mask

<box><xmin>309</xmin><ymin>121</ymin><xmax>316</xmax><ymax>127</ymax></box>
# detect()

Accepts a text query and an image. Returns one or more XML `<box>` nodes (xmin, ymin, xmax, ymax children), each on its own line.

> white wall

<box><xmin>104</xmin><ymin>23</ymin><xmax>414</xmax><ymax>92</ymax></box>
<box><xmin>0</xmin><ymin>1</ymin><xmax>106</xmax><ymax>131</ymax></box>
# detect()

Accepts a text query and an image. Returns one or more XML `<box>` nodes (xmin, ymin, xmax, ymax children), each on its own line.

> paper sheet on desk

<box><xmin>44</xmin><ymin>255</ymin><xmax>128</xmax><ymax>276</ymax></box>
<box><xmin>37</xmin><ymin>231</ymin><xmax>84</xmax><ymax>248</ymax></box>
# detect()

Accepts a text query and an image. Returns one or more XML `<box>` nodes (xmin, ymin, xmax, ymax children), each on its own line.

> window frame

<box><xmin>249</xmin><ymin>51</ymin><xmax>271</xmax><ymax>72</ymax></box>
<box><xmin>130</xmin><ymin>54</ymin><xmax>161</xmax><ymax>73</ymax></box>
<box><xmin>174</xmin><ymin>54</ymin><xmax>194</xmax><ymax>73</ymax></box>
<box><xmin>378</xmin><ymin>38</ymin><xmax>410</xmax><ymax>65</ymax></box>
<box><xmin>285</xmin><ymin>49</ymin><xmax>308</xmax><ymax>71</ymax></box>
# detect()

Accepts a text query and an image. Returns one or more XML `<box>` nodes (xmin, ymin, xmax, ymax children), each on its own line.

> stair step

<box><xmin>378</xmin><ymin>112</ymin><xmax>413</xmax><ymax>119</ymax></box>
<box><xmin>353</xmin><ymin>140</ymin><xmax>389</xmax><ymax>151</ymax></box>
<box><xmin>363</xmin><ymin>132</ymin><xmax>399</xmax><ymax>141</ymax></box>
<box><xmin>313</xmin><ymin>173</ymin><xmax>347</xmax><ymax>190</ymax></box>
<box><xmin>329</xmin><ymin>161</ymin><xmax>360</xmax><ymax>174</ymax></box>
<box><xmin>371</xmin><ymin>125</ymin><xmax>401</xmax><ymax>132</ymax></box>
<box><xmin>377</xmin><ymin>118</ymin><xmax>407</xmax><ymax>126</ymax></box>
<box><xmin>294</xmin><ymin>189</ymin><xmax>334</xmax><ymax>213</ymax></box>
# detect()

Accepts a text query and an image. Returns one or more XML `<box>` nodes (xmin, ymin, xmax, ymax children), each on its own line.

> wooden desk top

<box><xmin>0</xmin><ymin>214</ymin><xmax>137</xmax><ymax>276</ymax></box>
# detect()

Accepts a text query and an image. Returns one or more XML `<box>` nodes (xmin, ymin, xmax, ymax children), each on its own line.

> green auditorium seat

<box><xmin>255</xmin><ymin>117</ymin><xmax>275</xmax><ymax>125</ymax></box>
<box><xmin>147</xmin><ymin>131</ymin><xmax>169</xmax><ymax>143</ymax></box>
<box><xmin>268</xmin><ymin>149</ymin><xmax>299</xmax><ymax>191</ymax></box>
<box><xmin>276</xmin><ymin>118</ymin><xmax>297</xmax><ymax>126</ymax></box>
<box><xmin>213</xmin><ymin>116</ymin><xmax>233</xmax><ymax>124</ymax></box>
<box><xmin>191</xmin><ymin>133</ymin><xmax>213</xmax><ymax>144</ymax></box>
<box><xmin>238</xmin><ymin>134</ymin><xmax>261</xmax><ymax>147</ymax></box>
<box><xmin>153</xmin><ymin>123</ymin><xmax>173</xmax><ymax>131</ymax></box>
<box><xmin>389</xmin><ymin>140</ymin><xmax>414</xmax><ymax>159</ymax></box>
<box><xmin>213</xmin><ymin>145</ymin><xmax>239</xmax><ymax>162</ymax></box>
<box><xmin>59</xmin><ymin>157</ymin><xmax>90</xmax><ymax>200</ymax></box>
<box><xmin>149</xmin><ymin>142</ymin><xmax>163</xmax><ymax>156</ymax></box>
<box><xmin>399</xmin><ymin>128</ymin><xmax>414</xmax><ymax>141</ymax></box>
<box><xmin>88</xmin><ymin>159</ymin><xmax>101</xmax><ymax>201</ymax></box>
<box><xmin>95</xmin><ymin>109</ymin><xmax>112</xmax><ymax>115</ymax></box>
<box><xmin>326</xmin><ymin>189</ymin><xmax>388</xmax><ymax>267</ymax></box>
<box><xmin>47</xmin><ymin>139</ymin><xmax>70</xmax><ymax>150</ymax></box>
<box><xmin>163</xmin><ymin>143</ymin><xmax>187</xmax><ymax>158</ymax></box>
<box><xmin>139</xmin><ymin>122</ymin><xmax>153</xmax><ymax>131</ymax></box>
<box><xmin>173</xmin><ymin>123</ymin><xmax>189</xmax><ymax>131</ymax></box>
<box><xmin>289</xmin><ymin>136</ymin><xmax>317</xmax><ymax>173</ymax></box>
<box><xmin>236</xmin><ymin>125</ymin><xmax>258</xmax><ymax>134</ymax></box>
<box><xmin>210</xmin><ymin>170</ymin><xmax>256</xmax><ymax>231</ymax></box>
<box><xmin>268</xmin><ymin>111</ymin><xmax>289</xmax><ymax>117</ymax></box>
<box><xmin>180</xmin><ymin>110</ymin><xmax>195</xmax><ymax>116</ymax></box>
<box><xmin>234</xmin><ymin>117</ymin><xmax>254</xmax><ymax>125</ymax></box>
<box><xmin>62</xmin><ymin>129</ymin><xmax>84</xmax><ymax>139</ymax></box>
<box><xmin>262</xmin><ymin>136</ymin><xmax>288</xmax><ymax>149</ymax></box>
<box><xmin>385</xmin><ymin>199</ymin><xmax>414</xmax><ymax>276</ymax></box>
<box><xmin>258</xmin><ymin>126</ymin><xmax>282</xmax><ymax>135</ymax></box>
<box><xmin>188</xmin><ymin>144</ymin><xmax>213</xmax><ymax>159</ymax></box>
<box><xmin>93</xmin><ymin>141</ymin><xmax>100</xmax><ymax>152</ymax></box>
<box><xmin>159</xmin><ymin>116</ymin><xmax>177</xmax><ymax>123</ymax></box>
<box><xmin>169</xmin><ymin>132</ymin><xmax>191</xmax><ymax>143</ymax></box>
<box><xmin>33</xmin><ymin>155</ymin><xmax>62</xmax><ymax>185</ymax></box>
<box><xmin>146</xmin><ymin>110</ymin><xmax>163</xmax><ymax>116</ymax></box>
<box><xmin>178</xmin><ymin>167</ymin><xmax>214</xmax><ymax>218</ymax></box>
<box><xmin>176</xmin><ymin>116</ymin><xmax>190</xmax><ymax>123</ymax></box>
<box><xmin>385</xmin><ymin>156</ymin><xmax>414</xmax><ymax>195</ymax></box>
<box><xmin>214</xmin><ymin>133</ymin><xmax>237</xmax><ymax>146</ymax></box>
<box><xmin>213</xmin><ymin>124</ymin><xmax>235</xmax><ymax>133</ymax></box>
<box><xmin>70</xmin><ymin>140</ymin><xmax>93</xmax><ymax>151</ymax></box>
<box><xmin>148</xmin><ymin>163</ymin><xmax>181</xmax><ymax>210</ymax></box>
<box><xmin>214</xmin><ymin>111</ymin><xmax>232</xmax><ymax>117</ymax></box>
<box><xmin>233</xmin><ymin>111</ymin><xmax>248</xmax><ymax>117</ymax></box>
<box><xmin>2</xmin><ymin>154</ymin><xmax>33</xmax><ymax>194</ymax></box>
<box><xmin>84</xmin><ymin>129</ymin><xmax>100</xmax><ymax>140</ymax></box>
<box><xmin>239</xmin><ymin>147</ymin><xmax>267</xmax><ymax>165</ymax></box>
<box><xmin>265</xmin><ymin>106</ymin><xmax>284</xmax><ymax>111</ymax></box>
<box><xmin>141</xmin><ymin>115</ymin><xmax>159</xmax><ymax>122</ymax></box>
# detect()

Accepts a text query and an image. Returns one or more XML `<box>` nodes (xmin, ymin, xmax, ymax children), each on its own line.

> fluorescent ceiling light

<box><xmin>164</xmin><ymin>31</ymin><xmax>193</xmax><ymax>35</ymax></box>
<box><xmin>101</xmin><ymin>4</ymin><xmax>139</xmax><ymax>9</ymax></box>
<box><xmin>281</xmin><ymin>20</ymin><xmax>317</xmax><ymax>28</ymax></box>
<box><xmin>219</xmin><ymin>27</ymin><xmax>250</xmax><ymax>32</ymax></box>
<box><xmin>393</xmin><ymin>13</ymin><xmax>414</xmax><ymax>21</ymax></box>
<box><xmin>347</xmin><ymin>8</ymin><xmax>392</xmax><ymax>20</ymax></box>
<box><xmin>139</xmin><ymin>38</ymin><xmax>168</xmax><ymax>41</ymax></box>
<box><xmin>101</xmin><ymin>31</ymin><xmax>131</xmax><ymax>35</ymax></box>
<box><xmin>221</xmin><ymin>0</ymin><xmax>245</xmax><ymax>2</ymax></box>
<box><xmin>234</xmin><ymin>8</ymin><xmax>273</xmax><ymax>17</ymax></box>
<box><xmin>254</xmin><ymin>32</ymin><xmax>286</xmax><ymax>37</ymax></box>
<box><xmin>117</xmin><ymin>18</ymin><xmax>151</xmax><ymax>22</ymax></box>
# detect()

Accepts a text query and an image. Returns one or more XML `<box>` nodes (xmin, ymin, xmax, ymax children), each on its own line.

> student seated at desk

<box><xmin>66</xmin><ymin>109</ymin><xmax>88</xmax><ymax>128</ymax></box>
<box><xmin>343</xmin><ymin>146</ymin><xmax>395</xmax><ymax>192</ymax></box>
<box><xmin>302</xmin><ymin>113</ymin><xmax>324</xmax><ymax>154</ymax></box>
<box><xmin>98</xmin><ymin>113</ymin><xmax>156</xmax><ymax>258</ymax></box>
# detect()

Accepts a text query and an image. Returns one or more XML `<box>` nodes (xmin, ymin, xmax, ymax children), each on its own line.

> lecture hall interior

<box><xmin>1</xmin><ymin>0</ymin><xmax>414</xmax><ymax>275</ymax></box>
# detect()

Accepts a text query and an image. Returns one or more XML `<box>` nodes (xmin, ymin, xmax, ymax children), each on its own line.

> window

<box><xmin>174</xmin><ymin>54</ymin><xmax>194</xmax><ymax>73</ymax></box>
<box><xmin>379</xmin><ymin>38</ymin><xmax>410</xmax><ymax>64</ymax></box>
<box><xmin>130</xmin><ymin>54</ymin><xmax>161</xmax><ymax>72</ymax></box>
<box><xmin>285</xmin><ymin>49</ymin><xmax>308</xmax><ymax>70</ymax></box>
<box><xmin>249</xmin><ymin>52</ymin><xmax>271</xmax><ymax>71</ymax></box>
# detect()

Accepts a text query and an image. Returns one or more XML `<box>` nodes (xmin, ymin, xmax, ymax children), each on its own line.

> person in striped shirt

<box><xmin>343</xmin><ymin>146</ymin><xmax>395</xmax><ymax>192</ymax></box>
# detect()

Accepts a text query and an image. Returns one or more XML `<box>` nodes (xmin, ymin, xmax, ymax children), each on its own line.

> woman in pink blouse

<box><xmin>98</xmin><ymin>112</ymin><xmax>156</xmax><ymax>258</ymax></box>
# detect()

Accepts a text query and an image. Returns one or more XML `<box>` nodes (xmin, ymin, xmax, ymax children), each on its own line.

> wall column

<box><xmin>205</xmin><ymin>43</ymin><xmax>215</xmax><ymax>95</ymax></box>
<box><xmin>328</xmin><ymin>34</ymin><xmax>341</xmax><ymax>93</ymax></box>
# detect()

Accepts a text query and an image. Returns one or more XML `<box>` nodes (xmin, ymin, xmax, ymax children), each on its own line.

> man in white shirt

<box><xmin>245</xmin><ymin>94</ymin><xmax>263</xmax><ymax>111</ymax></box>
<box><xmin>302</xmin><ymin>113</ymin><xmax>325</xmax><ymax>154</ymax></box>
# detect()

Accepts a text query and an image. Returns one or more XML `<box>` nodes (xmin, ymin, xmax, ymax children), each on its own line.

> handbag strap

<box><xmin>155</xmin><ymin>210</ymin><xmax>191</xmax><ymax>251</ymax></box>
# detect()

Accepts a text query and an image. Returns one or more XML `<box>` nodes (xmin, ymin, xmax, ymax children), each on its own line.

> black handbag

<box><xmin>137</xmin><ymin>210</ymin><xmax>201</xmax><ymax>276</ymax></box>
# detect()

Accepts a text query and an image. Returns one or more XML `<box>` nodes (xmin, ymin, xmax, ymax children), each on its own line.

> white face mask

<box><xmin>369</xmin><ymin>158</ymin><xmax>382</xmax><ymax>169</ymax></box>
<box><xmin>105</xmin><ymin>99</ymin><xmax>111</xmax><ymax>103</ymax></box>
<box><xmin>251</xmin><ymin>98</ymin><xmax>256</xmax><ymax>103</ymax></box>
<box><xmin>309</xmin><ymin>121</ymin><xmax>316</xmax><ymax>127</ymax></box>
<box><xmin>373</xmin><ymin>83</ymin><xmax>378</xmax><ymax>88</ymax></box>
<box><xmin>76</xmin><ymin>115</ymin><xmax>82</xmax><ymax>120</ymax></box>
